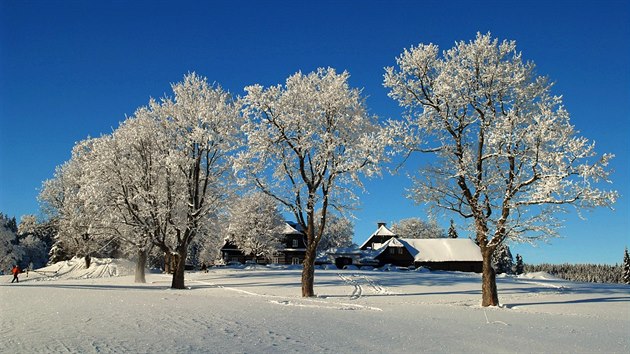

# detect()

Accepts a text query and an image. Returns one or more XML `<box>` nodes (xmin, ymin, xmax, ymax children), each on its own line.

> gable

<box><xmin>359</xmin><ymin>225</ymin><xmax>397</xmax><ymax>250</ymax></box>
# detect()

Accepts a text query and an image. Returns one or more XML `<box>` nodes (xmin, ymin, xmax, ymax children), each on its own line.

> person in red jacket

<box><xmin>11</xmin><ymin>265</ymin><xmax>20</xmax><ymax>283</ymax></box>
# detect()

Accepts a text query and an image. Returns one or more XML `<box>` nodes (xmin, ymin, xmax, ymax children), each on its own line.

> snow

<box><xmin>403</xmin><ymin>238</ymin><xmax>483</xmax><ymax>262</ymax></box>
<box><xmin>371</xmin><ymin>224</ymin><xmax>396</xmax><ymax>237</ymax></box>
<box><xmin>372</xmin><ymin>237</ymin><xmax>482</xmax><ymax>263</ymax></box>
<box><xmin>1</xmin><ymin>259</ymin><xmax>629</xmax><ymax>353</ymax></box>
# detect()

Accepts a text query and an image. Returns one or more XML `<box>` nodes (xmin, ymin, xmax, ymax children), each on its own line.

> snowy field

<box><xmin>1</xmin><ymin>259</ymin><xmax>629</xmax><ymax>353</ymax></box>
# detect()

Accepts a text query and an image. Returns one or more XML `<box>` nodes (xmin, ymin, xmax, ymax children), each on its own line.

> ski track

<box><xmin>337</xmin><ymin>272</ymin><xmax>396</xmax><ymax>300</ymax></box>
<box><xmin>191</xmin><ymin>278</ymin><xmax>383</xmax><ymax>312</ymax></box>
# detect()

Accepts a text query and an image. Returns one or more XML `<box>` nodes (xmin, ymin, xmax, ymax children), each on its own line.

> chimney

<box><xmin>377</xmin><ymin>222</ymin><xmax>386</xmax><ymax>228</ymax></box>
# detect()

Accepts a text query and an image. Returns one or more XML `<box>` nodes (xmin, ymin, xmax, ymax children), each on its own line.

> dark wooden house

<box><xmin>220</xmin><ymin>221</ymin><xmax>307</xmax><ymax>265</ymax></box>
<box><xmin>359</xmin><ymin>222</ymin><xmax>397</xmax><ymax>250</ymax></box>
<box><xmin>374</xmin><ymin>237</ymin><xmax>482</xmax><ymax>272</ymax></box>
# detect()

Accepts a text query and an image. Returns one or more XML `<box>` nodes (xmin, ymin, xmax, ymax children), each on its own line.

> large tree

<box><xmin>78</xmin><ymin>110</ymin><xmax>170</xmax><ymax>283</ymax></box>
<box><xmin>237</xmin><ymin>68</ymin><xmax>386</xmax><ymax>297</ymax></box>
<box><xmin>384</xmin><ymin>33</ymin><xmax>617</xmax><ymax>306</ymax></box>
<box><xmin>39</xmin><ymin>140</ymin><xmax>114</xmax><ymax>269</ymax></box>
<box><xmin>153</xmin><ymin>73</ymin><xmax>241</xmax><ymax>289</ymax></box>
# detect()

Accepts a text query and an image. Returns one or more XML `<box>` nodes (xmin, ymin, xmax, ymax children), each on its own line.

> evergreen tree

<box><xmin>492</xmin><ymin>243</ymin><xmax>514</xmax><ymax>274</ymax></box>
<box><xmin>0</xmin><ymin>214</ymin><xmax>24</xmax><ymax>270</ymax></box>
<box><xmin>515</xmin><ymin>254</ymin><xmax>524</xmax><ymax>275</ymax></box>
<box><xmin>448</xmin><ymin>219</ymin><xmax>458</xmax><ymax>239</ymax></box>
<box><xmin>623</xmin><ymin>248</ymin><xmax>630</xmax><ymax>285</ymax></box>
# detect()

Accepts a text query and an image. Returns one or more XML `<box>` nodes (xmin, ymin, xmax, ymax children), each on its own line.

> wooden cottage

<box><xmin>220</xmin><ymin>221</ymin><xmax>307</xmax><ymax>265</ymax></box>
<box><xmin>374</xmin><ymin>237</ymin><xmax>483</xmax><ymax>272</ymax></box>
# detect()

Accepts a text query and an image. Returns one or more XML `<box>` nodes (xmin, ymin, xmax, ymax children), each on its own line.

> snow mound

<box><xmin>33</xmin><ymin>257</ymin><xmax>135</xmax><ymax>280</ymax></box>
<box><xmin>519</xmin><ymin>271</ymin><xmax>561</xmax><ymax>281</ymax></box>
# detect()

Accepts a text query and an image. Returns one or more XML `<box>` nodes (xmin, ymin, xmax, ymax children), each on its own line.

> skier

<box><xmin>11</xmin><ymin>265</ymin><xmax>21</xmax><ymax>283</ymax></box>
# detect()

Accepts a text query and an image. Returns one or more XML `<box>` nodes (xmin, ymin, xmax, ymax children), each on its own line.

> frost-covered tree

<box><xmin>237</xmin><ymin>68</ymin><xmax>387</xmax><ymax>297</ymax></box>
<box><xmin>384</xmin><ymin>33</ymin><xmax>617</xmax><ymax>306</ymax></box>
<box><xmin>526</xmin><ymin>262</ymin><xmax>622</xmax><ymax>284</ymax></box>
<box><xmin>1</xmin><ymin>213</ymin><xmax>17</xmax><ymax>234</ymax></box>
<box><xmin>514</xmin><ymin>253</ymin><xmax>524</xmax><ymax>275</ymax></box>
<box><xmin>39</xmin><ymin>141</ymin><xmax>114</xmax><ymax>268</ymax></box>
<box><xmin>78</xmin><ymin>112</ymin><xmax>170</xmax><ymax>283</ymax></box>
<box><xmin>17</xmin><ymin>215</ymin><xmax>56</xmax><ymax>268</ymax></box>
<box><xmin>227</xmin><ymin>192</ymin><xmax>285</xmax><ymax>262</ymax></box>
<box><xmin>448</xmin><ymin>219</ymin><xmax>459</xmax><ymax>239</ymax></box>
<box><xmin>623</xmin><ymin>248</ymin><xmax>630</xmax><ymax>285</ymax></box>
<box><xmin>39</xmin><ymin>74</ymin><xmax>240</xmax><ymax>288</ymax></box>
<box><xmin>315</xmin><ymin>211</ymin><xmax>354</xmax><ymax>253</ymax></box>
<box><xmin>150</xmin><ymin>73</ymin><xmax>241</xmax><ymax>289</ymax></box>
<box><xmin>391</xmin><ymin>217</ymin><xmax>445</xmax><ymax>239</ymax></box>
<box><xmin>492</xmin><ymin>243</ymin><xmax>513</xmax><ymax>274</ymax></box>
<box><xmin>0</xmin><ymin>214</ymin><xmax>23</xmax><ymax>271</ymax></box>
<box><xmin>197</xmin><ymin>216</ymin><xmax>227</xmax><ymax>266</ymax></box>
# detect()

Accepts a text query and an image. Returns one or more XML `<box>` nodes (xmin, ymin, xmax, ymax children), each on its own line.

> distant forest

<box><xmin>525</xmin><ymin>263</ymin><xmax>624</xmax><ymax>284</ymax></box>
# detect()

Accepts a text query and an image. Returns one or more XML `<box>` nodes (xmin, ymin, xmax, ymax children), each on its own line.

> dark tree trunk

<box><xmin>301</xmin><ymin>244</ymin><xmax>317</xmax><ymax>297</ymax></box>
<box><xmin>164</xmin><ymin>252</ymin><xmax>177</xmax><ymax>274</ymax></box>
<box><xmin>84</xmin><ymin>254</ymin><xmax>91</xmax><ymax>269</ymax></box>
<box><xmin>481</xmin><ymin>246</ymin><xmax>499</xmax><ymax>306</ymax></box>
<box><xmin>171</xmin><ymin>248</ymin><xmax>187</xmax><ymax>289</ymax></box>
<box><xmin>134</xmin><ymin>248</ymin><xmax>147</xmax><ymax>283</ymax></box>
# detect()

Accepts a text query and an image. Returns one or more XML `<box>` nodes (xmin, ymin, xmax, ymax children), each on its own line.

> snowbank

<box><xmin>30</xmin><ymin>257</ymin><xmax>135</xmax><ymax>280</ymax></box>
<box><xmin>519</xmin><ymin>271</ymin><xmax>562</xmax><ymax>280</ymax></box>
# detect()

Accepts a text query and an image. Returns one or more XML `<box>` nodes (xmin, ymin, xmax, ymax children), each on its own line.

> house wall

<box><xmin>220</xmin><ymin>230</ymin><xmax>307</xmax><ymax>265</ymax></box>
<box><xmin>360</xmin><ymin>235</ymin><xmax>396</xmax><ymax>250</ymax></box>
<box><xmin>375</xmin><ymin>247</ymin><xmax>415</xmax><ymax>267</ymax></box>
<box><xmin>415</xmin><ymin>261</ymin><xmax>482</xmax><ymax>273</ymax></box>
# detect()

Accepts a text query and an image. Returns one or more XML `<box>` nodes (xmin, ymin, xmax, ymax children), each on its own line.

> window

<box><xmin>272</xmin><ymin>257</ymin><xmax>280</xmax><ymax>264</ymax></box>
<box><xmin>292</xmin><ymin>257</ymin><xmax>301</xmax><ymax>265</ymax></box>
<box><xmin>292</xmin><ymin>239</ymin><xmax>298</xmax><ymax>248</ymax></box>
<box><xmin>398</xmin><ymin>248</ymin><xmax>403</xmax><ymax>255</ymax></box>
<box><xmin>389</xmin><ymin>248</ymin><xmax>396</xmax><ymax>254</ymax></box>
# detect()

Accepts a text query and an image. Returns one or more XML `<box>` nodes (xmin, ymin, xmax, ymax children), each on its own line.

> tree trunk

<box><xmin>164</xmin><ymin>252</ymin><xmax>178</xmax><ymax>274</ymax></box>
<box><xmin>171</xmin><ymin>248</ymin><xmax>187</xmax><ymax>289</ymax></box>
<box><xmin>84</xmin><ymin>254</ymin><xmax>91</xmax><ymax>269</ymax></box>
<box><xmin>481</xmin><ymin>247</ymin><xmax>499</xmax><ymax>306</ymax></box>
<box><xmin>134</xmin><ymin>248</ymin><xmax>147</xmax><ymax>283</ymax></box>
<box><xmin>301</xmin><ymin>244</ymin><xmax>317</xmax><ymax>297</ymax></box>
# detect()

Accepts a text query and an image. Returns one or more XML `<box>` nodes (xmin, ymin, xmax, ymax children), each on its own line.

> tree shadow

<box><xmin>504</xmin><ymin>296</ymin><xmax>630</xmax><ymax>308</ymax></box>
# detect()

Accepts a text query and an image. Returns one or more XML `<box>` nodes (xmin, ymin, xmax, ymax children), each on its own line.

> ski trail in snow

<box><xmin>337</xmin><ymin>273</ymin><xmax>396</xmax><ymax>299</ymax></box>
<box><xmin>191</xmin><ymin>279</ymin><xmax>382</xmax><ymax>311</ymax></box>
<box><xmin>337</xmin><ymin>273</ymin><xmax>362</xmax><ymax>299</ymax></box>
<box><xmin>513</xmin><ymin>279</ymin><xmax>569</xmax><ymax>291</ymax></box>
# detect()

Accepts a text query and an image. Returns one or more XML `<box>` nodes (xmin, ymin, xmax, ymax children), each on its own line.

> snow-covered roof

<box><xmin>372</xmin><ymin>224</ymin><xmax>396</xmax><ymax>237</ymax></box>
<box><xmin>283</xmin><ymin>222</ymin><xmax>304</xmax><ymax>235</ymax></box>
<box><xmin>358</xmin><ymin>224</ymin><xmax>397</xmax><ymax>249</ymax></box>
<box><xmin>404</xmin><ymin>238</ymin><xmax>482</xmax><ymax>262</ymax></box>
<box><xmin>374</xmin><ymin>237</ymin><xmax>482</xmax><ymax>262</ymax></box>
<box><xmin>325</xmin><ymin>247</ymin><xmax>363</xmax><ymax>255</ymax></box>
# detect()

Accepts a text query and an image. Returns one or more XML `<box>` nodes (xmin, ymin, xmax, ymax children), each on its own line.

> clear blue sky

<box><xmin>1</xmin><ymin>0</ymin><xmax>628</xmax><ymax>265</ymax></box>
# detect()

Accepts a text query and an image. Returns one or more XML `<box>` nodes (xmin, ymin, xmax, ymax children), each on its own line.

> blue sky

<box><xmin>1</xmin><ymin>0</ymin><xmax>628</xmax><ymax>265</ymax></box>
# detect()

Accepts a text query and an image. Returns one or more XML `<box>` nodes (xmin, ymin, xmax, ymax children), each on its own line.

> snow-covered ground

<box><xmin>1</xmin><ymin>259</ymin><xmax>628</xmax><ymax>353</ymax></box>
